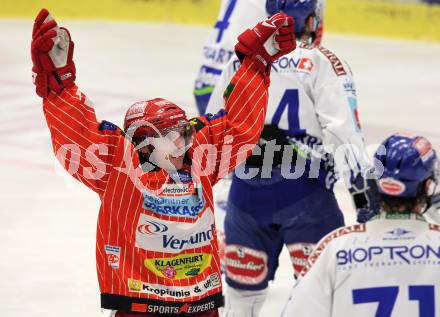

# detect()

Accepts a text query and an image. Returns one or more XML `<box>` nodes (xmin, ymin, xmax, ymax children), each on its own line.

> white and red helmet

<box><xmin>123</xmin><ymin>98</ymin><xmax>188</xmax><ymax>138</ymax></box>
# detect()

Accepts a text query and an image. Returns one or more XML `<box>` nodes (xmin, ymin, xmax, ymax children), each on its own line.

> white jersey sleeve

<box><xmin>312</xmin><ymin>46</ymin><xmax>370</xmax><ymax>182</ymax></box>
<box><xmin>194</xmin><ymin>0</ymin><xmax>267</xmax><ymax>114</ymax></box>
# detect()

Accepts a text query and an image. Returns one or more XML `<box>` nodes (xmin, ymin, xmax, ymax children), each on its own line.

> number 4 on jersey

<box><xmin>272</xmin><ymin>89</ymin><xmax>306</xmax><ymax>136</ymax></box>
<box><xmin>214</xmin><ymin>0</ymin><xmax>237</xmax><ymax>43</ymax></box>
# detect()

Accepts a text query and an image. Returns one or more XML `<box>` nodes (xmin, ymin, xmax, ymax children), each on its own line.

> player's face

<box><xmin>146</xmin><ymin>124</ymin><xmax>195</xmax><ymax>171</ymax></box>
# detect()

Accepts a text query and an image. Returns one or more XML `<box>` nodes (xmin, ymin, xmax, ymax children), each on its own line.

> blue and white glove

<box><xmin>349</xmin><ymin>170</ymin><xmax>380</xmax><ymax>223</ymax></box>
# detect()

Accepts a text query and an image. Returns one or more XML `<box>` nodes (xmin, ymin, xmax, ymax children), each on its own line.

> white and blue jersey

<box><xmin>194</xmin><ymin>0</ymin><xmax>267</xmax><ymax>114</ymax></box>
<box><xmin>206</xmin><ymin>42</ymin><xmax>371</xmax><ymax>288</ymax></box>
<box><xmin>207</xmin><ymin>43</ymin><xmax>370</xmax><ymax>190</ymax></box>
<box><xmin>197</xmin><ymin>0</ymin><xmax>371</xmax><ymax>293</ymax></box>
<box><xmin>283</xmin><ymin>213</ymin><xmax>440</xmax><ymax>317</ymax></box>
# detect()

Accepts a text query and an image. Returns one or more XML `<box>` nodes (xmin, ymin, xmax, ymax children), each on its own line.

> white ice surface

<box><xmin>1</xmin><ymin>20</ymin><xmax>440</xmax><ymax>316</ymax></box>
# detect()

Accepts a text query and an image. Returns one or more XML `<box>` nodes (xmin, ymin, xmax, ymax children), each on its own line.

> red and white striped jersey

<box><xmin>42</xmin><ymin>58</ymin><xmax>268</xmax><ymax>314</ymax></box>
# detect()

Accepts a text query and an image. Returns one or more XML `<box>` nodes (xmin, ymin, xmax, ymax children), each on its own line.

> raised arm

<box><xmin>43</xmin><ymin>87</ymin><xmax>123</xmax><ymax>195</ymax></box>
<box><xmin>31</xmin><ymin>9</ymin><xmax>123</xmax><ymax>195</ymax></box>
<box><xmin>189</xmin><ymin>13</ymin><xmax>296</xmax><ymax>185</ymax></box>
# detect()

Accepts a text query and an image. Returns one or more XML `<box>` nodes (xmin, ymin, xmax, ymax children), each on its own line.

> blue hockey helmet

<box><xmin>266</xmin><ymin>0</ymin><xmax>322</xmax><ymax>35</ymax></box>
<box><xmin>374</xmin><ymin>133</ymin><xmax>438</xmax><ymax>198</ymax></box>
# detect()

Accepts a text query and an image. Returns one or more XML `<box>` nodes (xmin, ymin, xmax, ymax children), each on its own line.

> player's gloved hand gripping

<box><xmin>31</xmin><ymin>8</ymin><xmax>76</xmax><ymax>98</ymax></box>
<box><xmin>235</xmin><ymin>12</ymin><xmax>296</xmax><ymax>75</ymax></box>
<box><xmin>349</xmin><ymin>169</ymin><xmax>381</xmax><ymax>223</ymax></box>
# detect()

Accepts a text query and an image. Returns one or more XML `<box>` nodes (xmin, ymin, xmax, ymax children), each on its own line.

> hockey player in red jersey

<box><xmin>30</xmin><ymin>8</ymin><xmax>296</xmax><ymax>317</ymax></box>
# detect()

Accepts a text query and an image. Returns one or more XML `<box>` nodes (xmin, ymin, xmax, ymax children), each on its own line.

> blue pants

<box><xmin>224</xmin><ymin>170</ymin><xmax>344</xmax><ymax>290</ymax></box>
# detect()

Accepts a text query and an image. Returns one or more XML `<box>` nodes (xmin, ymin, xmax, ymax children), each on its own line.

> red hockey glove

<box><xmin>235</xmin><ymin>12</ymin><xmax>296</xmax><ymax>74</ymax></box>
<box><xmin>31</xmin><ymin>9</ymin><xmax>76</xmax><ymax>98</ymax></box>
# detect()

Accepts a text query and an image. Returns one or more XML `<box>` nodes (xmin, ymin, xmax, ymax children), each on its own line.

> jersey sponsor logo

<box><xmin>383</xmin><ymin>227</ymin><xmax>415</xmax><ymax>241</ymax></box>
<box><xmin>387</xmin><ymin>228</ymin><xmax>411</xmax><ymax>237</ymax></box>
<box><xmin>177</xmin><ymin>301</ymin><xmax>216</xmax><ymax>314</ymax></box>
<box><xmin>104</xmin><ymin>245</ymin><xmax>121</xmax><ymax>269</ymax></box>
<box><xmin>107</xmin><ymin>254</ymin><xmax>119</xmax><ymax>266</ymax></box>
<box><xmin>300</xmin><ymin>224</ymin><xmax>366</xmax><ymax>277</ymax></box>
<box><xmin>343</xmin><ymin>80</ymin><xmax>357</xmax><ymax>96</ymax></box>
<box><xmin>287</xmin><ymin>243</ymin><xmax>316</xmax><ymax>277</ymax></box>
<box><xmin>127</xmin><ymin>273</ymin><xmax>221</xmax><ymax>298</ymax></box>
<box><xmin>135</xmin><ymin>210</ymin><xmax>215</xmax><ymax>253</ymax></box>
<box><xmin>232</xmin><ymin>55</ymin><xmax>314</xmax><ymax>74</ymax></box>
<box><xmin>271</xmin><ymin>56</ymin><xmax>314</xmax><ymax>73</ymax></box>
<box><xmin>144</xmin><ymin>301</ymin><xmax>216</xmax><ymax>315</ymax></box>
<box><xmin>162</xmin><ymin>224</ymin><xmax>215</xmax><ymax>251</ymax></box>
<box><xmin>225</xmin><ymin>245</ymin><xmax>268</xmax><ymax>285</ymax></box>
<box><xmin>144</xmin><ymin>253</ymin><xmax>212</xmax><ymax>279</ymax></box>
<box><xmin>137</xmin><ymin>220</ymin><xmax>168</xmax><ymax>235</ymax></box>
<box><xmin>203</xmin><ymin>46</ymin><xmax>235</xmax><ymax>64</ymax></box>
<box><xmin>161</xmin><ymin>183</ymin><xmax>195</xmax><ymax>196</ymax></box>
<box><xmin>297</xmin><ymin>58</ymin><xmax>314</xmax><ymax>73</ymax></box>
<box><xmin>141</xmin><ymin>185</ymin><xmax>205</xmax><ymax>219</ymax></box>
<box><xmin>344</xmin><ymin>78</ymin><xmax>360</xmax><ymax>131</ymax></box>
<box><xmin>336</xmin><ymin>244</ymin><xmax>440</xmax><ymax>265</ymax></box>
<box><xmin>318</xmin><ymin>46</ymin><xmax>347</xmax><ymax>76</ymax></box>
<box><xmin>379</xmin><ymin>178</ymin><xmax>406</xmax><ymax>196</ymax></box>
<box><xmin>131</xmin><ymin>303</ymin><xmax>147</xmax><ymax>312</ymax></box>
